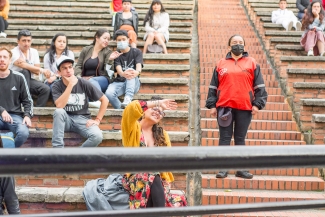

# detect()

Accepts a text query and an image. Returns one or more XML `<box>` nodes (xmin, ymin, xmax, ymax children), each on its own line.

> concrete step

<box><xmin>250</xmin><ymin>3</ymin><xmax>296</xmax><ymax>8</ymax></box>
<box><xmin>202</xmin><ymin>189</ymin><xmax>325</xmax><ymax>205</ymax></box>
<box><xmin>201</xmin><ymin>119</ymin><xmax>298</xmax><ymax>131</ymax></box>
<box><xmin>265</xmin><ymin>30</ymin><xmax>304</xmax><ymax>37</ymax></box>
<box><xmin>254</xmin><ymin>8</ymin><xmax>298</xmax><ymax>13</ymax></box>
<box><xmin>201</xmin><ymin>138</ymin><xmax>305</xmax><ymax>146</ymax></box>
<box><xmin>294</xmin><ymin>82</ymin><xmax>325</xmax><ymax>89</ymax></box>
<box><xmin>203</xmin><ymin>210</ymin><xmax>325</xmax><ymax>217</ymax></box>
<box><xmin>281</xmin><ymin>56</ymin><xmax>325</xmax><ymax>62</ymax></box>
<box><xmin>287</xmin><ymin>68</ymin><xmax>325</xmax><ymax>75</ymax></box>
<box><xmin>200</xmin><ymin>108</ymin><xmax>293</xmax><ymax>119</ymax></box>
<box><xmin>201</xmin><ymin>129</ymin><xmax>301</xmax><ymax>141</ymax></box>
<box><xmin>248</xmin><ymin>0</ymin><xmax>296</xmax><ymax>3</ymax></box>
<box><xmin>301</xmin><ymin>99</ymin><xmax>325</xmax><ymax>107</ymax></box>
<box><xmin>202</xmin><ymin>174</ymin><xmax>325</xmax><ymax>191</ymax></box>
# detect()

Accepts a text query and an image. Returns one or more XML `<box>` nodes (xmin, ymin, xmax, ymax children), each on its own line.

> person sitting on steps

<box><xmin>10</xmin><ymin>29</ymin><xmax>51</xmax><ymax>107</ymax></box>
<box><xmin>51</xmin><ymin>56</ymin><xmax>109</xmax><ymax>148</ymax></box>
<box><xmin>143</xmin><ymin>0</ymin><xmax>170</xmax><ymax>54</ymax></box>
<box><xmin>113</xmin><ymin>0</ymin><xmax>139</xmax><ymax>48</ymax></box>
<box><xmin>105</xmin><ymin>30</ymin><xmax>142</xmax><ymax>109</ymax></box>
<box><xmin>0</xmin><ymin>0</ymin><xmax>9</xmax><ymax>38</ymax></box>
<box><xmin>296</xmin><ymin>0</ymin><xmax>311</xmax><ymax>20</ymax></box>
<box><xmin>272</xmin><ymin>0</ymin><xmax>302</xmax><ymax>31</ymax></box>
<box><xmin>300</xmin><ymin>0</ymin><xmax>325</xmax><ymax>56</ymax></box>
<box><xmin>43</xmin><ymin>33</ymin><xmax>75</xmax><ymax>91</ymax></box>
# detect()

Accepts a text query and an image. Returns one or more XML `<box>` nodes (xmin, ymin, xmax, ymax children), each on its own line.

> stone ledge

<box><xmin>265</xmin><ymin>30</ymin><xmax>303</xmax><ymax>36</ymax></box>
<box><xmin>301</xmin><ymin>99</ymin><xmax>325</xmax><ymax>106</ymax></box>
<box><xmin>254</xmin><ymin>8</ymin><xmax>297</xmax><ymax>13</ymax></box>
<box><xmin>140</xmin><ymin>78</ymin><xmax>188</xmax><ymax>84</ymax></box>
<box><xmin>312</xmin><ymin>114</ymin><xmax>325</xmax><ymax>123</ymax></box>
<box><xmin>28</xmin><ymin>129</ymin><xmax>190</xmax><ymax>142</ymax></box>
<box><xmin>33</xmin><ymin>107</ymin><xmax>189</xmax><ymax>118</ymax></box>
<box><xmin>16</xmin><ymin>186</ymin><xmax>184</xmax><ymax>203</ymax></box>
<box><xmin>248</xmin><ymin>0</ymin><xmax>295</xmax><ymax>3</ymax></box>
<box><xmin>270</xmin><ymin>37</ymin><xmax>299</xmax><ymax>43</ymax></box>
<box><xmin>281</xmin><ymin>56</ymin><xmax>325</xmax><ymax>62</ymax></box>
<box><xmin>287</xmin><ymin>68</ymin><xmax>325</xmax><ymax>74</ymax></box>
<box><xmin>143</xmin><ymin>64</ymin><xmax>190</xmax><ymax>71</ymax></box>
<box><xmin>294</xmin><ymin>82</ymin><xmax>325</xmax><ymax>89</ymax></box>
<box><xmin>276</xmin><ymin>45</ymin><xmax>304</xmax><ymax>51</ymax></box>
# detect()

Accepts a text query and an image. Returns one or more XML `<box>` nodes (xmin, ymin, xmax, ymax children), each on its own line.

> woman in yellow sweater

<box><xmin>121</xmin><ymin>98</ymin><xmax>187</xmax><ymax>209</ymax></box>
<box><xmin>0</xmin><ymin>0</ymin><xmax>9</xmax><ymax>38</ymax></box>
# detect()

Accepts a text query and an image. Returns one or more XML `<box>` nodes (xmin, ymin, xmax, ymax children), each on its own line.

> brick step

<box><xmin>202</xmin><ymin>189</ymin><xmax>325</xmax><ymax>205</ymax></box>
<box><xmin>202</xmin><ymin>174</ymin><xmax>324</xmax><ymax>191</ymax></box>
<box><xmin>201</xmin><ymin>129</ymin><xmax>301</xmax><ymax>141</ymax></box>
<box><xmin>200</xmin><ymin>108</ymin><xmax>293</xmax><ymax>119</ymax></box>
<box><xmin>203</xmin><ymin>168</ymin><xmax>319</xmax><ymax>177</ymax></box>
<box><xmin>201</xmin><ymin>119</ymin><xmax>297</xmax><ymax>131</ymax></box>
<box><xmin>201</xmin><ymin>138</ymin><xmax>305</xmax><ymax>146</ymax></box>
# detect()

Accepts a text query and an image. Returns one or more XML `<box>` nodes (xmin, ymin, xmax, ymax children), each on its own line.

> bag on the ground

<box><xmin>147</xmin><ymin>43</ymin><xmax>163</xmax><ymax>53</ymax></box>
<box><xmin>0</xmin><ymin>132</ymin><xmax>15</xmax><ymax>148</ymax></box>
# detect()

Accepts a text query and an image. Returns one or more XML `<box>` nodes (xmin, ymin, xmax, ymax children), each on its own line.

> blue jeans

<box><xmin>89</xmin><ymin>76</ymin><xmax>109</xmax><ymax>93</ymax></box>
<box><xmin>105</xmin><ymin>77</ymin><xmax>140</xmax><ymax>109</ymax></box>
<box><xmin>297</xmin><ymin>12</ymin><xmax>305</xmax><ymax>20</ymax></box>
<box><xmin>52</xmin><ymin>109</ymin><xmax>103</xmax><ymax>148</ymax></box>
<box><xmin>0</xmin><ymin>114</ymin><xmax>29</xmax><ymax>147</ymax></box>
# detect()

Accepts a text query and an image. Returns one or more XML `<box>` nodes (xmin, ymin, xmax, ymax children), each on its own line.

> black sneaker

<box><xmin>235</xmin><ymin>171</ymin><xmax>253</xmax><ymax>179</ymax></box>
<box><xmin>216</xmin><ymin>171</ymin><xmax>228</xmax><ymax>178</ymax></box>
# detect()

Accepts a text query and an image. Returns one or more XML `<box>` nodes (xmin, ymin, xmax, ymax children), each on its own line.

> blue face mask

<box><xmin>117</xmin><ymin>41</ymin><xmax>129</xmax><ymax>50</ymax></box>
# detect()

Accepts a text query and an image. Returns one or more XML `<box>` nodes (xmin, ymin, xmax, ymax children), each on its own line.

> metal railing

<box><xmin>2</xmin><ymin>145</ymin><xmax>325</xmax><ymax>217</ymax></box>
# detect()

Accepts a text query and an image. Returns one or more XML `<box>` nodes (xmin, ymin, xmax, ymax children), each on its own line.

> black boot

<box><xmin>216</xmin><ymin>171</ymin><xmax>228</xmax><ymax>178</ymax></box>
<box><xmin>235</xmin><ymin>171</ymin><xmax>253</xmax><ymax>179</ymax></box>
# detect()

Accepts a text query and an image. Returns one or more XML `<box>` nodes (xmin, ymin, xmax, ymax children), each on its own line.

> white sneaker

<box><xmin>89</xmin><ymin>101</ymin><xmax>101</xmax><ymax>108</ymax></box>
<box><xmin>121</xmin><ymin>96</ymin><xmax>132</xmax><ymax>109</ymax></box>
<box><xmin>0</xmin><ymin>32</ymin><xmax>6</xmax><ymax>38</ymax></box>
<box><xmin>286</xmin><ymin>21</ymin><xmax>293</xmax><ymax>31</ymax></box>
<box><xmin>321</xmin><ymin>52</ymin><xmax>325</xmax><ymax>57</ymax></box>
<box><xmin>307</xmin><ymin>49</ymin><xmax>314</xmax><ymax>56</ymax></box>
<box><xmin>296</xmin><ymin>21</ymin><xmax>302</xmax><ymax>31</ymax></box>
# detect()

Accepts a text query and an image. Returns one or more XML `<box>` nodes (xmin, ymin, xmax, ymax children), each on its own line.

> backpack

<box><xmin>147</xmin><ymin>43</ymin><xmax>163</xmax><ymax>54</ymax></box>
<box><xmin>0</xmin><ymin>132</ymin><xmax>15</xmax><ymax>148</ymax></box>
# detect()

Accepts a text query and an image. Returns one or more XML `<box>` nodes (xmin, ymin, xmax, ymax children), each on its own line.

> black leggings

<box><xmin>146</xmin><ymin>175</ymin><xmax>165</xmax><ymax>208</ymax></box>
<box><xmin>0</xmin><ymin>17</ymin><xmax>8</xmax><ymax>32</ymax></box>
<box><xmin>218</xmin><ymin>108</ymin><xmax>252</xmax><ymax>145</ymax></box>
<box><xmin>0</xmin><ymin>177</ymin><xmax>20</xmax><ymax>214</ymax></box>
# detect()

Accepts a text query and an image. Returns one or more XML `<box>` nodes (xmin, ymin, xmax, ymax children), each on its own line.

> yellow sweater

<box><xmin>121</xmin><ymin>100</ymin><xmax>174</xmax><ymax>183</ymax></box>
<box><xmin>0</xmin><ymin>1</ymin><xmax>9</xmax><ymax>20</ymax></box>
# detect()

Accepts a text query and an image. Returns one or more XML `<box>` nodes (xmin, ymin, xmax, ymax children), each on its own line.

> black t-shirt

<box><xmin>52</xmin><ymin>77</ymin><xmax>103</xmax><ymax>118</ymax></box>
<box><xmin>114</xmin><ymin>48</ymin><xmax>143</xmax><ymax>82</ymax></box>
<box><xmin>84</xmin><ymin>57</ymin><xmax>99</xmax><ymax>77</ymax></box>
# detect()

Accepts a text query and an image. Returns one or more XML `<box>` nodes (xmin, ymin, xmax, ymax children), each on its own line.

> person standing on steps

<box><xmin>296</xmin><ymin>0</ymin><xmax>312</xmax><ymax>20</ymax></box>
<box><xmin>272</xmin><ymin>0</ymin><xmax>302</xmax><ymax>31</ymax></box>
<box><xmin>113</xmin><ymin>0</ymin><xmax>139</xmax><ymax>48</ymax></box>
<box><xmin>0</xmin><ymin>0</ymin><xmax>9</xmax><ymax>38</ymax></box>
<box><xmin>205</xmin><ymin>35</ymin><xmax>268</xmax><ymax>180</ymax></box>
<box><xmin>0</xmin><ymin>47</ymin><xmax>32</xmax><ymax>148</ymax></box>
<box><xmin>143</xmin><ymin>0</ymin><xmax>170</xmax><ymax>54</ymax></box>
<box><xmin>10</xmin><ymin>29</ymin><xmax>51</xmax><ymax>107</ymax></box>
<box><xmin>300</xmin><ymin>0</ymin><xmax>325</xmax><ymax>56</ymax></box>
<box><xmin>51</xmin><ymin>56</ymin><xmax>109</xmax><ymax>148</ymax></box>
<box><xmin>105</xmin><ymin>30</ymin><xmax>142</xmax><ymax>109</ymax></box>
<box><xmin>75</xmin><ymin>29</ymin><xmax>116</xmax><ymax>108</ymax></box>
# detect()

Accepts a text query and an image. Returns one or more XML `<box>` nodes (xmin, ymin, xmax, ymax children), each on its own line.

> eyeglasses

<box><xmin>152</xmin><ymin>107</ymin><xmax>165</xmax><ymax>117</ymax></box>
<box><xmin>18</xmin><ymin>30</ymin><xmax>31</xmax><ymax>37</ymax></box>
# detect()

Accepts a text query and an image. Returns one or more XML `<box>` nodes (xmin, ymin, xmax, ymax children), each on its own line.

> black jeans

<box><xmin>19</xmin><ymin>69</ymin><xmax>51</xmax><ymax>107</ymax></box>
<box><xmin>0</xmin><ymin>177</ymin><xmax>20</xmax><ymax>214</ymax></box>
<box><xmin>0</xmin><ymin>17</ymin><xmax>8</xmax><ymax>32</ymax></box>
<box><xmin>218</xmin><ymin>108</ymin><xmax>252</xmax><ymax>145</ymax></box>
<box><xmin>146</xmin><ymin>175</ymin><xmax>165</xmax><ymax>208</ymax></box>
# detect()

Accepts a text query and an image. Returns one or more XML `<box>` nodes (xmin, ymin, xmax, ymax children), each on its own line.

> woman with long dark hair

<box><xmin>206</xmin><ymin>35</ymin><xmax>268</xmax><ymax>179</ymax></box>
<box><xmin>75</xmin><ymin>28</ymin><xmax>119</xmax><ymax>108</ymax></box>
<box><xmin>121</xmin><ymin>97</ymin><xmax>187</xmax><ymax>208</ymax></box>
<box><xmin>143</xmin><ymin>0</ymin><xmax>169</xmax><ymax>54</ymax></box>
<box><xmin>43</xmin><ymin>33</ymin><xmax>74</xmax><ymax>89</ymax></box>
<box><xmin>0</xmin><ymin>0</ymin><xmax>9</xmax><ymax>38</ymax></box>
<box><xmin>300</xmin><ymin>0</ymin><xmax>325</xmax><ymax>56</ymax></box>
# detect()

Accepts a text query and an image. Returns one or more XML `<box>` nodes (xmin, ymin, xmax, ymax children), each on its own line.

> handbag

<box><xmin>0</xmin><ymin>132</ymin><xmax>15</xmax><ymax>148</ymax></box>
<box><xmin>147</xmin><ymin>43</ymin><xmax>163</xmax><ymax>53</ymax></box>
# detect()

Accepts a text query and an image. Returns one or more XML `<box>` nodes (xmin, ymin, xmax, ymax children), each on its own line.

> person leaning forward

<box><xmin>51</xmin><ymin>56</ymin><xmax>109</xmax><ymax>148</ymax></box>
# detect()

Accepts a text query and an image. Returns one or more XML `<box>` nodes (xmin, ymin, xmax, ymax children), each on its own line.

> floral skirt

<box><xmin>122</xmin><ymin>172</ymin><xmax>187</xmax><ymax>209</ymax></box>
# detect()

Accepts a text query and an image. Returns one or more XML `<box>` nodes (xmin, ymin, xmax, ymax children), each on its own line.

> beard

<box><xmin>0</xmin><ymin>63</ymin><xmax>9</xmax><ymax>72</ymax></box>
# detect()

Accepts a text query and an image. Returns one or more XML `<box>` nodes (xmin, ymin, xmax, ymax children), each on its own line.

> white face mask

<box><xmin>117</xmin><ymin>41</ymin><xmax>129</xmax><ymax>50</ymax></box>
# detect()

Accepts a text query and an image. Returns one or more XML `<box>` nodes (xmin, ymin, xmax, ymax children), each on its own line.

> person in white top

<box><xmin>10</xmin><ymin>29</ymin><xmax>51</xmax><ymax>107</ymax></box>
<box><xmin>272</xmin><ymin>0</ymin><xmax>302</xmax><ymax>31</ymax></box>
<box><xmin>43</xmin><ymin>33</ymin><xmax>75</xmax><ymax>90</ymax></box>
<box><xmin>143</xmin><ymin>0</ymin><xmax>169</xmax><ymax>54</ymax></box>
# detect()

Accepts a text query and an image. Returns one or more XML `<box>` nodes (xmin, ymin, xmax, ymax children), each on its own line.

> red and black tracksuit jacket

<box><xmin>206</xmin><ymin>52</ymin><xmax>268</xmax><ymax>110</ymax></box>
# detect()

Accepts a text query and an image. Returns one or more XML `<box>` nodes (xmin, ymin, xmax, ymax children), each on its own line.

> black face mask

<box><xmin>231</xmin><ymin>44</ymin><xmax>244</xmax><ymax>56</ymax></box>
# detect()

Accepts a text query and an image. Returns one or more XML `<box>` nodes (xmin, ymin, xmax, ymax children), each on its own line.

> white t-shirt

<box><xmin>10</xmin><ymin>46</ymin><xmax>40</xmax><ymax>79</ymax></box>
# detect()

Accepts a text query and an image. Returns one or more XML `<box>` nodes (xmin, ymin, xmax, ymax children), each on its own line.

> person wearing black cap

<box><xmin>51</xmin><ymin>56</ymin><xmax>109</xmax><ymax>148</ymax></box>
<box><xmin>205</xmin><ymin>35</ymin><xmax>268</xmax><ymax>179</ymax></box>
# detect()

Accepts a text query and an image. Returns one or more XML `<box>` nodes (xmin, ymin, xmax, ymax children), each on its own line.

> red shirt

<box><xmin>112</xmin><ymin>0</ymin><xmax>122</xmax><ymax>12</ymax></box>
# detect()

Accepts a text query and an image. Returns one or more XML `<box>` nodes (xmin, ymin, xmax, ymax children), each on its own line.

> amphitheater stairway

<box><xmin>199</xmin><ymin>0</ymin><xmax>325</xmax><ymax>216</ymax></box>
<box><xmin>1</xmin><ymin>0</ymin><xmax>195</xmax><ymax>214</ymax></box>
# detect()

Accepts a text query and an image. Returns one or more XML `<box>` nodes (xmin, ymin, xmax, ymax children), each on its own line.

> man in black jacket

<box><xmin>0</xmin><ymin>47</ymin><xmax>33</xmax><ymax>147</ymax></box>
<box><xmin>296</xmin><ymin>0</ymin><xmax>310</xmax><ymax>20</ymax></box>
